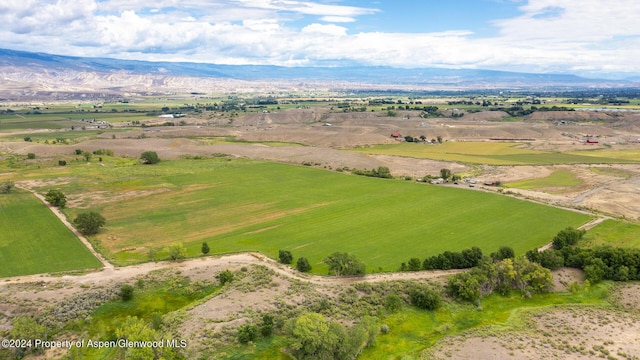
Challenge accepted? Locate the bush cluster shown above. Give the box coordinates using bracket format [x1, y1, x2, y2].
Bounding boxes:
[404, 247, 484, 271]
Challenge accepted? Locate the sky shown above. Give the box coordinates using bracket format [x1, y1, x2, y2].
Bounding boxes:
[1, 0, 640, 78]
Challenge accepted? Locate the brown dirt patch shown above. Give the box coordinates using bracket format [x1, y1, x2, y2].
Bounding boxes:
[428, 306, 640, 360]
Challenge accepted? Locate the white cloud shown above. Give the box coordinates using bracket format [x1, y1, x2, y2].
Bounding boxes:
[1, 0, 639, 77]
[319, 16, 355, 23]
[301, 23, 347, 36]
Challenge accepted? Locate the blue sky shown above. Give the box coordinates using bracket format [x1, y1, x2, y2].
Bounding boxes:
[1, 0, 640, 78]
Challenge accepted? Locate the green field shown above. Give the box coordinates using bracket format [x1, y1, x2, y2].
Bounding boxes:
[350, 142, 640, 165]
[581, 220, 640, 248]
[503, 170, 583, 191]
[0, 190, 103, 277]
[15, 158, 590, 272]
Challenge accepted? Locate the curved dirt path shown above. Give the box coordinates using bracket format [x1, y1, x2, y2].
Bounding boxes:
[1, 252, 463, 286]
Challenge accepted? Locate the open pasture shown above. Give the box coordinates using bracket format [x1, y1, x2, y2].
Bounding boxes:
[41, 158, 591, 272]
[0, 113, 77, 131]
[351, 142, 638, 165]
[0, 190, 102, 277]
[503, 170, 583, 191]
[581, 220, 640, 248]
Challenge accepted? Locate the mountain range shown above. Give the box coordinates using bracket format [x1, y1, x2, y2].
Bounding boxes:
[0, 48, 636, 98]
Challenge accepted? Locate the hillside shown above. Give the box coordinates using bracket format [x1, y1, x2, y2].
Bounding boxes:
[0, 48, 633, 99]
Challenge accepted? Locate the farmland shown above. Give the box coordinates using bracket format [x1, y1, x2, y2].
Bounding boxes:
[351, 142, 640, 165]
[1, 92, 640, 360]
[0, 190, 102, 277]
[5, 158, 590, 273]
[503, 170, 583, 191]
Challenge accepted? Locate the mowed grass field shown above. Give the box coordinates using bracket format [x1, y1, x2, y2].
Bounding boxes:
[503, 170, 583, 191]
[581, 220, 640, 248]
[350, 142, 640, 165]
[34, 158, 592, 273]
[0, 190, 102, 277]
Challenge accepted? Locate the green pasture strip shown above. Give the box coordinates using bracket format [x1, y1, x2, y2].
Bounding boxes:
[589, 166, 635, 179]
[39, 159, 591, 271]
[194, 136, 304, 147]
[362, 283, 611, 359]
[0, 190, 102, 277]
[0, 114, 76, 130]
[1, 129, 132, 143]
[582, 220, 640, 248]
[349, 142, 638, 165]
[503, 170, 583, 190]
[567, 149, 640, 162]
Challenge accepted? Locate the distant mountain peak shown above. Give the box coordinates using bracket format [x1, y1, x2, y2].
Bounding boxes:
[0, 48, 632, 97]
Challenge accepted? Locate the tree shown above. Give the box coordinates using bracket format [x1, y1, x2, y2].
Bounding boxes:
[279, 250, 293, 264]
[0, 180, 14, 194]
[140, 151, 160, 164]
[552, 227, 585, 249]
[296, 257, 312, 272]
[439, 168, 452, 180]
[45, 189, 66, 208]
[27, 152, 36, 159]
[237, 324, 259, 344]
[120, 284, 134, 301]
[10, 316, 49, 356]
[217, 269, 234, 285]
[409, 285, 442, 310]
[437, 135, 443, 144]
[407, 257, 422, 271]
[285, 312, 343, 359]
[201, 241, 210, 255]
[74, 149, 83, 155]
[384, 293, 403, 313]
[82, 151, 92, 162]
[447, 272, 484, 302]
[73, 211, 106, 235]
[166, 243, 187, 260]
[491, 246, 515, 261]
[374, 166, 392, 178]
[114, 316, 177, 360]
[260, 314, 274, 337]
[323, 252, 366, 276]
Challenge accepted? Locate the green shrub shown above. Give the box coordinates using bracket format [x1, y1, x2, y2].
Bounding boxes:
[237, 324, 258, 344]
[278, 250, 293, 264]
[296, 257, 312, 272]
[409, 285, 441, 310]
[120, 284, 134, 301]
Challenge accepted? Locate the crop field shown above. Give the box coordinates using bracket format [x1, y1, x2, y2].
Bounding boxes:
[0, 114, 77, 131]
[503, 170, 583, 191]
[21, 158, 591, 272]
[581, 220, 640, 248]
[0, 190, 103, 277]
[350, 142, 638, 165]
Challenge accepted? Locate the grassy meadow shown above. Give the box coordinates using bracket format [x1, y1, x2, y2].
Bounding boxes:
[0, 190, 103, 277]
[503, 170, 583, 192]
[350, 142, 640, 165]
[11, 157, 591, 273]
[581, 220, 640, 248]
